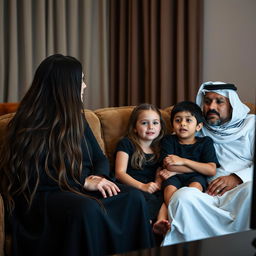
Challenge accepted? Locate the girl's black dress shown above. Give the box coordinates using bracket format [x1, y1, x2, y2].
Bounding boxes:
[115, 137, 164, 221]
[9, 123, 154, 256]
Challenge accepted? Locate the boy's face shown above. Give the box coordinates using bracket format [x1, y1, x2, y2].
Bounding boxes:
[172, 111, 202, 143]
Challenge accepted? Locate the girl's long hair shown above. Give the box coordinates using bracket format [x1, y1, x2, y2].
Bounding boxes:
[127, 103, 166, 169]
[0, 54, 92, 213]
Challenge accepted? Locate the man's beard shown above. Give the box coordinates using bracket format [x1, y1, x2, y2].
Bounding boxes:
[207, 118, 221, 126]
[205, 110, 221, 126]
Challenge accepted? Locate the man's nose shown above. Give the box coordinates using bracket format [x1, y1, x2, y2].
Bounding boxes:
[209, 101, 217, 110]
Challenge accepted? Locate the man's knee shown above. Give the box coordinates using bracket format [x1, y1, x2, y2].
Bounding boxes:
[169, 187, 200, 206]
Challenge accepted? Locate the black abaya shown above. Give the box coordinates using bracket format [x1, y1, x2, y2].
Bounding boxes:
[10, 123, 154, 256]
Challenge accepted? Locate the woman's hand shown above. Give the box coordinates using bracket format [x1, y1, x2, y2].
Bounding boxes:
[84, 175, 121, 198]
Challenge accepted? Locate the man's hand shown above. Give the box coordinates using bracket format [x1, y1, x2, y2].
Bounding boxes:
[84, 175, 120, 198]
[207, 174, 242, 196]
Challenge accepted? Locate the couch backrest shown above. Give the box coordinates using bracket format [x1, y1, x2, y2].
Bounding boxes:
[0, 102, 255, 168]
[0, 110, 105, 154]
[0, 102, 19, 116]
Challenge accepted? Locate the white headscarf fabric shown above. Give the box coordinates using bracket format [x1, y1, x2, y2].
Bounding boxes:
[196, 81, 253, 143]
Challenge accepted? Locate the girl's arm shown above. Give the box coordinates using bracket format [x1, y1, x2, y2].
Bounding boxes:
[115, 151, 160, 193]
[164, 154, 216, 176]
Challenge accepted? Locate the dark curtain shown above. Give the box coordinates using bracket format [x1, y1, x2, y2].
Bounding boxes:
[109, 0, 203, 108]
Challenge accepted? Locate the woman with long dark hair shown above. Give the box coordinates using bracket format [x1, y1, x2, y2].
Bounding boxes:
[0, 54, 154, 256]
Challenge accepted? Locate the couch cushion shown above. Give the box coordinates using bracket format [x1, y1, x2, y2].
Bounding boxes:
[83, 109, 105, 154]
[245, 102, 256, 114]
[0, 113, 15, 144]
[95, 106, 135, 166]
[0, 103, 19, 116]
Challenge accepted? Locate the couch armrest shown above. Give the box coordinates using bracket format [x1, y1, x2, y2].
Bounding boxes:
[0, 194, 5, 256]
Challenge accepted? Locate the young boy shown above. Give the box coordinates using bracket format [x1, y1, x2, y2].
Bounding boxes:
[153, 101, 220, 236]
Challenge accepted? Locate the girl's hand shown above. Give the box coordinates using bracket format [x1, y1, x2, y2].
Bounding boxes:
[141, 182, 160, 194]
[84, 175, 120, 198]
[164, 154, 184, 166]
[159, 169, 177, 180]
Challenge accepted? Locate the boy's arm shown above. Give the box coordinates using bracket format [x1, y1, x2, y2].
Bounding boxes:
[164, 154, 216, 176]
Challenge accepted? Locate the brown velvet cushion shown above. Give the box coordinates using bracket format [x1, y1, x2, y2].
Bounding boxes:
[0, 103, 19, 116]
[0, 114, 14, 256]
[94, 106, 135, 167]
[83, 109, 105, 154]
[0, 113, 15, 144]
[245, 102, 256, 114]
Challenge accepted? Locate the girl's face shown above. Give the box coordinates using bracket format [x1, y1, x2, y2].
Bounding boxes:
[134, 110, 161, 143]
[81, 73, 87, 101]
[172, 111, 202, 143]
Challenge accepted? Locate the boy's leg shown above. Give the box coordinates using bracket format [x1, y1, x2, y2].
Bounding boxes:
[153, 185, 177, 235]
[189, 182, 203, 191]
[164, 185, 178, 205]
[153, 203, 171, 235]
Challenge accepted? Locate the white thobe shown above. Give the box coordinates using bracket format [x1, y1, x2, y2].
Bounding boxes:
[162, 83, 255, 246]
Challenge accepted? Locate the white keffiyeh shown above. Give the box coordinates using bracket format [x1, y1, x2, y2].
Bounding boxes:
[196, 81, 254, 143]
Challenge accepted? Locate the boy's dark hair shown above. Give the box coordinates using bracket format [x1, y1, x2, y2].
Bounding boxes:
[170, 101, 204, 125]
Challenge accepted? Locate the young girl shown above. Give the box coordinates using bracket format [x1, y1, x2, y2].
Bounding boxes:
[115, 103, 166, 222]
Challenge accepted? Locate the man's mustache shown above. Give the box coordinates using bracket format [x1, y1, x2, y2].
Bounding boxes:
[206, 110, 220, 117]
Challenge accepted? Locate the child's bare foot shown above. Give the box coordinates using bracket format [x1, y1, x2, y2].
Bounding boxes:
[153, 219, 171, 235]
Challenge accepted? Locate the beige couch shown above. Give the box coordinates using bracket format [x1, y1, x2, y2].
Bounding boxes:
[0, 102, 255, 256]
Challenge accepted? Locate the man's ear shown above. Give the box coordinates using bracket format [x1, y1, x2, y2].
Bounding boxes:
[196, 122, 203, 132]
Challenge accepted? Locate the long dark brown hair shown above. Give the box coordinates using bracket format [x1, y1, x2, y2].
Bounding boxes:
[0, 54, 91, 213]
[127, 103, 166, 169]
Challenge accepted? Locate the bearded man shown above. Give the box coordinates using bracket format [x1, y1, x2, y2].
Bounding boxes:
[162, 81, 255, 246]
